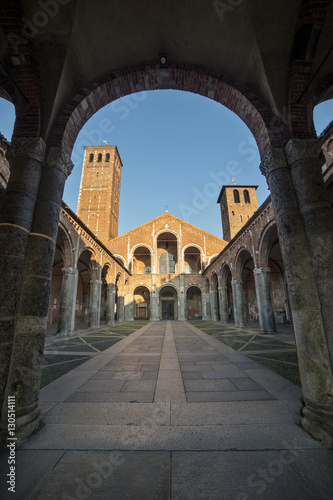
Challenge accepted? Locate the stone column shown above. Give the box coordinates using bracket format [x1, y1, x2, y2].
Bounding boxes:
[106, 284, 116, 325]
[150, 275, 159, 321]
[202, 292, 211, 320]
[57, 267, 79, 336]
[285, 138, 333, 367]
[125, 293, 134, 321]
[232, 278, 246, 327]
[117, 296, 125, 323]
[210, 289, 218, 321]
[81, 291, 88, 323]
[179, 274, 186, 320]
[0, 146, 72, 446]
[219, 285, 229, 324]
[261, 147, 333, 448]
[0, 138, 46, 421]
[89, 279, 102, 329]
[253, 267, 276, 334]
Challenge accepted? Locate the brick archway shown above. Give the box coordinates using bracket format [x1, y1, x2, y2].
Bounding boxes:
[51, 62, 283, 160]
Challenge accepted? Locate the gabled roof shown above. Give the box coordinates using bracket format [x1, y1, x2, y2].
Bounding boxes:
[107, 212, 227, 245]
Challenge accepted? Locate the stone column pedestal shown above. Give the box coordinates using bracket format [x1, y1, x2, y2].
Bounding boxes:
[254, 267, 276, 334]
[232, 279, 246, 327]
[57, 267, 79, 336]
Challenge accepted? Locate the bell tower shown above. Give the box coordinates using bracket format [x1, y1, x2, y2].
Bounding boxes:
[77, 145, 123, 242]
[217, 185, 259, 241]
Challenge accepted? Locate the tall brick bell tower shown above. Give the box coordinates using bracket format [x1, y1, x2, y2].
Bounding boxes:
[77, 145, 123, 242]
[217, 185, 259, 241]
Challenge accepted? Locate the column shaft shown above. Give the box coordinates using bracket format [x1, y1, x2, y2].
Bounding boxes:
[0, 146, 72, 446]
[219, 286, 229, 324]
[0, 138, 46, 418]
[179, 274, 186, 320]
[57, 267, 79, 336]
[254, 267, 276, 334]
[89, 280, 102, 329]
[261, 147, 333, 447]
[117, 296, 125, 323]
[286, 139, 333, 366]
[106, 284, 116, 325]
[232, 279, 246, 327]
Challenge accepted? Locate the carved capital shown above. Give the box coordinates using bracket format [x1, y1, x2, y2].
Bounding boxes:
[254, 266, 271, 276]
[7, 137, 46, 163]
[285, 138, 325, 166]
[259, 148, 286, 179]
[46, 147, 74, 178]
[231, 278, 243, 287]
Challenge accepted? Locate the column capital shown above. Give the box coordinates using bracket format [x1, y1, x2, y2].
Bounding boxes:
[285, 138, 325, 167]
[90, 279, 102, 286]
[259, 147, 287, 179]
[231, 278, 243, 286]
[7, 137, 46, 163]
[62, 266, 79, 275]
[46, 147, 74, 178]
[254, 266, 271, 276]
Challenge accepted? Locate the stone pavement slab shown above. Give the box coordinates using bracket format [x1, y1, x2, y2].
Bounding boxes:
[2, 320, 332, 500]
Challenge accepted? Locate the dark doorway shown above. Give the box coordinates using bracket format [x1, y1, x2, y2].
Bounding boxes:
[162, 300, 174, 320]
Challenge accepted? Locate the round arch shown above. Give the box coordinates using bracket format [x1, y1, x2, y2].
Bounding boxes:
[258, 221, 279, 268]
[183, 245, 203, 274]
[131, 245, 152, 275]
[113, 254, 126, 268]
[51, 63, 279, 159]
[157, 232, 178, 274]
[133, 286, 151, 320]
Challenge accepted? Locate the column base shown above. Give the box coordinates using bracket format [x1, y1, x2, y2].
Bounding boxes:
[259, 328, 277, 334]
[1, 406, 44, 449]
[300, 398, 333, 449]
[56, 330, 75, 337]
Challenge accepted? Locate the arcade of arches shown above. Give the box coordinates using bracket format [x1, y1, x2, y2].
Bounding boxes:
[1, 0, 333, 449]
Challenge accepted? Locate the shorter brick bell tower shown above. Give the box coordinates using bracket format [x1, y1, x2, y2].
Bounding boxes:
[217, 185, 259, 241]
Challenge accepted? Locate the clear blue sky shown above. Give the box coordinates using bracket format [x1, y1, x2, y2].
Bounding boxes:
[0, 92, 332, 239]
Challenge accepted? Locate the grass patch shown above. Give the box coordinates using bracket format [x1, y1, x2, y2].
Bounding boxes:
[247, 354, 301, 386]
[46, 343, 96, 352]
[89, 340, 123, 351]
[41, 358, 89, 388]
[241, 342, 294, 351]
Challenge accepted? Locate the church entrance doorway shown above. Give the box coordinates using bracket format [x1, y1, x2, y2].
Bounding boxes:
[162, 300, 174, 320]
[159, 286, 178, 320]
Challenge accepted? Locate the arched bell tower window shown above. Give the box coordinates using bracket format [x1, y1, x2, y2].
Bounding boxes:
[233, 189, 240, 203]
[105, 153, 110, 162]
[97, 153, 102, 162]
[89, 153, 94, 162]
[244, 189, 250, 203]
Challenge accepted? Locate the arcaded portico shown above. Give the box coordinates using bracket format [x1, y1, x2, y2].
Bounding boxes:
[0, 0, 333, 450]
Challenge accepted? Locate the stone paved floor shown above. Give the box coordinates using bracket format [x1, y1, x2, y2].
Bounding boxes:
[1, 321, 333, 499]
